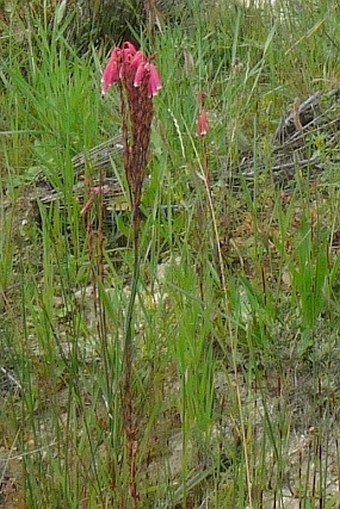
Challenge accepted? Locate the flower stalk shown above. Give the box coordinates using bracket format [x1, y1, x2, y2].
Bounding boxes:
[102, 41, 162, 506]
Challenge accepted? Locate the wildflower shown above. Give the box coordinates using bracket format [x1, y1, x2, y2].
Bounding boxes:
[101, 48, 121, 94]
[101, 43, 162, 505]
[197, 108, 209, 136]
[133, 61, 148, 88]
[101, 43, 162, 98]
[131, 51, 147, 70]
[147, 63, 163, 97]
[101, 41, 162, 220]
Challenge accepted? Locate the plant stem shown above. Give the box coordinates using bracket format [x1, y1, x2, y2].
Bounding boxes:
[124, 221, 140, 365]
[123, 218, 141, 507]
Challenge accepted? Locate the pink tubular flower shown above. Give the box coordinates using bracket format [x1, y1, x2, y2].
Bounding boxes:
[134, 62, 148, 88]
[130, 51, 147, 70]
[197, 108, 209, 136]
[147, 64, 163, 97]
[101, 47, 121, 94]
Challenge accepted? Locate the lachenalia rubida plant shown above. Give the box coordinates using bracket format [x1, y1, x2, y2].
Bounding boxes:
[102, 41, 162, 505]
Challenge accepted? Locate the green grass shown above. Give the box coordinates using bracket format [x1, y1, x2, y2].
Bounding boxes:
[1, 0, 340, 507]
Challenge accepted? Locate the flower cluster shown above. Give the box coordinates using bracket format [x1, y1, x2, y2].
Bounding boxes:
[101, 42, 162, 225]
[101, 41, 162, 98]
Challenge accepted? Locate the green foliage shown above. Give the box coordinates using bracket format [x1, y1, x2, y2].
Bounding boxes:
[1, 0, 339, 507]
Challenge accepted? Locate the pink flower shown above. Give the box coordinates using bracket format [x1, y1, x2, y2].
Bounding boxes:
[197, 109, 208, 136]
[147, 63, 162, 97]
[101, 48, 121, 95]
[134, 62, 148, 87]
[121, 42, 136, 71]
[122, 41, 137, 57]
[131, 51, 148, 87]
[130, 51, 147, 70]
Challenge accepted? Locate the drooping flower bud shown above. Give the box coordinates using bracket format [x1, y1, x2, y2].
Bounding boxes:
[147, 64, 163, 97]
[197, 109, 208, 136]
[101, 48, 121, 94]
